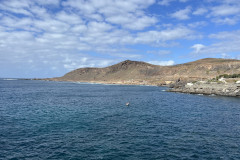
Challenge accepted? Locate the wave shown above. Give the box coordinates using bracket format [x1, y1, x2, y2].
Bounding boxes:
[3, 78, 18, 81]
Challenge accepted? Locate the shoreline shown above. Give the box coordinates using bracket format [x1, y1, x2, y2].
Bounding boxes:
[32, 78, 163, 87]
[22, 79, 240, 97]
[38, 78, 166, 87]
[169, 82, 240, 97]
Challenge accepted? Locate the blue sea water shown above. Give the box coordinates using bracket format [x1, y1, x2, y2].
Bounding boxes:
[0, 79, 240, 160]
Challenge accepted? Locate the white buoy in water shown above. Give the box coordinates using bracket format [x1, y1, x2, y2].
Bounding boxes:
[126, 102, 130, 106]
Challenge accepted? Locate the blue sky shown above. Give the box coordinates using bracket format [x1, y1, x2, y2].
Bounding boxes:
[0, 0, 240, 78]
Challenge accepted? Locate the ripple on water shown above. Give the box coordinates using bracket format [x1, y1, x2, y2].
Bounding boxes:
[0, 80, 240, 159]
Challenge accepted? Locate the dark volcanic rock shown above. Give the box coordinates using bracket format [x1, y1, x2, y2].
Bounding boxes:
[169, 82, 240, 97]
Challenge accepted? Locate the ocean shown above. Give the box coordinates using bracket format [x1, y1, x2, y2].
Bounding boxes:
[0, 79, 240, 159]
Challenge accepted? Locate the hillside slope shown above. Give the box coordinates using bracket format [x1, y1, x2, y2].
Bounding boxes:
[48, 58, 240, 85]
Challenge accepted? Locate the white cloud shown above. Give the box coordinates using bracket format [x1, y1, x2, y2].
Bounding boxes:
[0, 16, 34, 31]
[110, 53, 142, 58]
[158, 50, 172, 55]
[63, 0, 156, 30]
[210, 5, 240, 16]
[0, 0, 209, 78]
[188, 21, 208, 28]
[198, 41, 240, 55]
[212, 17, 238, 25]
[158, 0, 189, 6]
[147, 50, 172, 55]
[190, 30, 240, 56]
[106, 14, 157, 30]
[30, 6, 50, 19]
[221, 53, 231, 59]
[203, 0, 240, 25]
[158, 0, 175, 6]
[34, 19, 70, 33]
[148, 60, 175, 66]
[209, 30, 240, 40]
[88, 21, 113, 33]
[35, 0, 60, 6]
[193, 8, 208, 15]
[191, 44, 205, 54]
[62, 56, 116, 70]
[3, 0, 31, 8]
[71, 25, 87, 34]
[135, 26, 195, 44]
[171, 6, 192, 20]
[62, 0, 95, 14]
[56, 11, 83, 24]
[0, 4, 32, 16]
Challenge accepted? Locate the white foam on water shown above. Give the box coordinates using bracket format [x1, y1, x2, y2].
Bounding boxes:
[3, 79, 18, 80]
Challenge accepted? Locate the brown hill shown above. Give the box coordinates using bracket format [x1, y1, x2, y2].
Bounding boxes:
[48, 58, 240, 85]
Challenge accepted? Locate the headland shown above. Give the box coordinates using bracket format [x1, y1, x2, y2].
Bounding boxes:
[41, 58, 240, 97]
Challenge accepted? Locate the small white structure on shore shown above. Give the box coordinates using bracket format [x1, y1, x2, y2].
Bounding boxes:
[236, 81, 240, 84]
[186, 83, 193, 86]
[219, 77, 227, 84]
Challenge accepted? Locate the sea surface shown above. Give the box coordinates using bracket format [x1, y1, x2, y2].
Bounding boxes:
[0, 79, 240, 160]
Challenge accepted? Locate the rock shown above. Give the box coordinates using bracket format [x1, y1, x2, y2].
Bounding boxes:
[236, 81, 240, 84]
[169, 83, 240, 97]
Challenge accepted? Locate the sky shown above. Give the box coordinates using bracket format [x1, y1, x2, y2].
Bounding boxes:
[0, 0, 240, 78]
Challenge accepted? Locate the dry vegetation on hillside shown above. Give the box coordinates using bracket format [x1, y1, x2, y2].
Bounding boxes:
[47, 58, 240, 85]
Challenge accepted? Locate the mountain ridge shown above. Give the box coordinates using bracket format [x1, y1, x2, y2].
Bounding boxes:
[47, 58, 240, 85]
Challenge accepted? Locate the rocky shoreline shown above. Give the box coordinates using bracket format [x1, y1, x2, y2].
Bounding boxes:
[39, 78, 161, 86]
[169, 82, 240, 97]
[36, 78, 240, 97]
